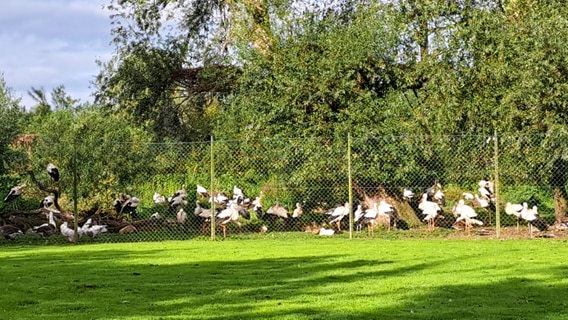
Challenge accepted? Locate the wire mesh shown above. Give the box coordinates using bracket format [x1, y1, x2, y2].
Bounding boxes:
[0, 133, 564, 244]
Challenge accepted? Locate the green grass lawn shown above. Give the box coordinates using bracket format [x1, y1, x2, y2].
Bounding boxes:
[2, 232, 568, 319]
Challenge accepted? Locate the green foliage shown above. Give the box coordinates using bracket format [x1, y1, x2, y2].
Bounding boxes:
[18, 105, 154, 212]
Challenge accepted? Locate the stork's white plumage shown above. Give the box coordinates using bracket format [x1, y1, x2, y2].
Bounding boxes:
[216, 203, 241, 239]
[354, 204, 364, 232]
[40, 196, 54, 208]
[292, 202, 303, 218]
[419, 193, 442, 230]
[403, 188, 415, 200]
[328, 202, 349, 232]
[47, 163, 60, 182]
[233, 185, 244, 201]
[80, 218, 108, 238]
[3, 183, 26, 203]
[433, 190, 445, 205]
[266, 202, 288, 219]
[462, 192, 474, 200]
[452, 199, 482, 233]
[83, 225, 108, 238]
[473, 194, 490, 208]
[505, 202, 523, 230]
[153, 192, 166, 204]
[60, 221, 77, 242]
[196, 185, 209, 198]
[318, 228, 335, 236]
[362, 202, 379, 235]
[377, 200, 395, 231]
[177, 208, 187, 224]
[520, 203, 548, 238]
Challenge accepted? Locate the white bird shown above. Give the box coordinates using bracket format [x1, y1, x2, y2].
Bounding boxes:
[3, 183, 26, 203]
[209, 192, 229, 205]
[196, 185, 209, 198]
[462, 192, 474, 200]
[177, 208, 187, 224]
[151, 212, 161, 219]
[362, 202, 379, 235]
[433, 190, 445, 205]
[520, 203, 548, 238]
[377, 200, 396, 231]
[452, 199, 483, 233]
[318, 228, 335, 236]
[353, 204, 364, 232]
[419, 193, 442, 231]
[216, 203, 241, 239]
[233, 185, 244, 201]
[83, 225, 108, 238]
[40, 196, 54, 208]
[403, 188, 415, 201]
[265, 202, 288, 220]
[47, 163, 60, 182]
[80, 218, 108, 238]
[327, 202, 349, 232]
[194, 201, 212, 234]
[473, 194, 490, 208]
[505, 202, 523, 230]
[153, 192, 166, 204]
[292, 202, 303, 218]
[60, 221, 77, 242]
[478, 180, 494, 201]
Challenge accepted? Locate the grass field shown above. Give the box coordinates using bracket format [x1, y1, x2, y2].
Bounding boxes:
[2, 232, 568, 319]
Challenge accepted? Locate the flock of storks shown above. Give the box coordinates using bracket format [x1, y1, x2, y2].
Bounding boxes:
[1, 163, 109, 241]
[0, 164, 552, 241]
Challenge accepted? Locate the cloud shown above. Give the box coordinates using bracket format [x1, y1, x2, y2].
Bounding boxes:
[0, 0, 114, 108]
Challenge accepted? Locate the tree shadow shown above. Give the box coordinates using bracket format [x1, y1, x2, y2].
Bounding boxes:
[1, 246, 567, 319]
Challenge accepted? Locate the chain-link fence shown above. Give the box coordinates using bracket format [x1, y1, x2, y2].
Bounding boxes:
[1, 133, 564, 244]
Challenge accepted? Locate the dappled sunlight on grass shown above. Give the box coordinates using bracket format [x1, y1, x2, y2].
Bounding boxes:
[2, 238, 568, 319]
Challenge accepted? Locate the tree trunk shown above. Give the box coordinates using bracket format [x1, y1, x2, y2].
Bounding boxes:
[550, 158, 568, 223]
[553, 187, 567, 223]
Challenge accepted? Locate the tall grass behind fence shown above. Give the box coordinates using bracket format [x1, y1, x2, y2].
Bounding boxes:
[1, 133, 562, 244]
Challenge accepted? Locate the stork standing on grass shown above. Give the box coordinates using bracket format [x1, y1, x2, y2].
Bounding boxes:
[452, 199, 483, 234]
[377, 200, 397, 231]
[362, 202, 381, 235]
[520, 203, 548, 238]
[353, 204, 365, 232]
[419, 193, 442, 231]
[216, 203, 241, 239]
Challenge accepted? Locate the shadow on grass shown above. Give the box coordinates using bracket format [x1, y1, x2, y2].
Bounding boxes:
[1, 245, 568, 319]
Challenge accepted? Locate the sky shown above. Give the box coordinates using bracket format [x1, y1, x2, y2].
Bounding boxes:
[0, 0, 114, 109]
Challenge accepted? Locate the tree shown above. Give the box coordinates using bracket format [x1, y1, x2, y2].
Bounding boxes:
[17, 104, 155, 213]
[0, 74, 27, 176]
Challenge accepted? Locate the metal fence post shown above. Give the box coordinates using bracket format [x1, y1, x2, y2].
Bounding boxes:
[494, 130, 500, 238]
[348, 133, 353, 239]
[72, 135, 78, 244]
[210, 136, 216, 240]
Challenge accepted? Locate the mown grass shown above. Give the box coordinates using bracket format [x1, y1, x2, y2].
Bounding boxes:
[2, 233, 568, 319]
